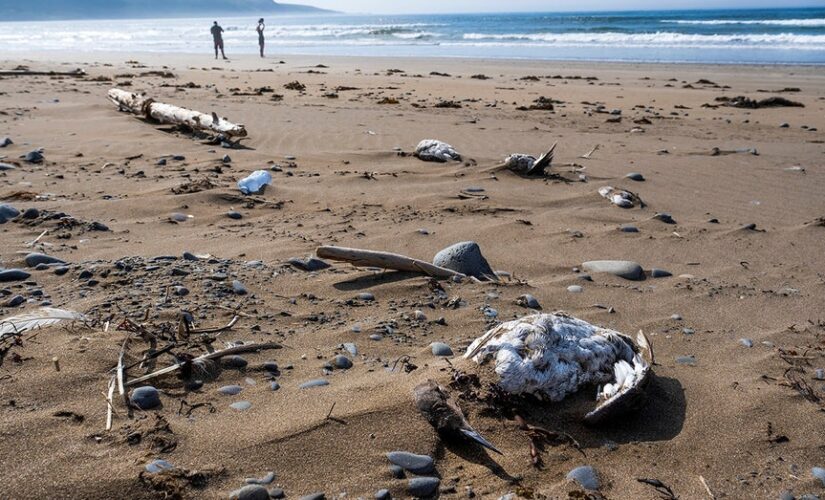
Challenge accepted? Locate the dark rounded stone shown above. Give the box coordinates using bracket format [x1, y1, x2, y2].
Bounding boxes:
[269, 488, 286, 499]
[650, 268, 673, 278]
[129, 386, 161, 410]
[375, 489, 391, 500]
[0, 204, 20, 221]
[287, 257, 331, 272]
[5, 295, 25, 307]
[0, 269, 31, 282]
[226, 211, 243, 220]
[54, 266, 70, 276]
[218, 385, 243, 396]
[24, 150, 44, 163]
[408, 477, 440, 497]
[232, 280, 248, 295]
[389, 465, 405, 478]
[21, 208, 40, 220]
[24, 252, 66, 268]
[173, 286, 189, 296]
[231, 485, 269, 500]
[430, 342, 453, 356]
[299, 379, 329, 389]
[182, 252, 199, 261]
[299, 494, 325, 500]
[78, 270, 93, 280]
[357, 292, 375, 301]
[332, 355, 353, 369]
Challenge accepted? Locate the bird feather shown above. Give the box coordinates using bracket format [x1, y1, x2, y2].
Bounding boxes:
[0, 307, 86, 339]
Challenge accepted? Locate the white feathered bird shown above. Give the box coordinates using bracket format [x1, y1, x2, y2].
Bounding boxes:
[414, 139, 462, 163]
[464, 312, 653, 424]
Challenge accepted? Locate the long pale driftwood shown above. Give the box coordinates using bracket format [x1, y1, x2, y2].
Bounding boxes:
[0, 69, 85, 77]
[107, 88, 247, 138]
[316, 245, 465, 279]
[125, 342, 282, 387]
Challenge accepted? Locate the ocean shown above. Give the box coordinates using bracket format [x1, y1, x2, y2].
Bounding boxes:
[2, 8, 825, 64]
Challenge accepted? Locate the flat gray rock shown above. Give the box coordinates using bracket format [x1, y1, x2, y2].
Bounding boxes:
[430, 342, 453, 356]
[0, 204, 20, 222]
[408, 477, 440, 497]
[299, 379, 330, 389]
[433, 241, 494, 279]
[288, 257, 331, 272]
[218, 385, 243, 395]
[24, 252, 65, 268]
[230, 401, 252, 411]
[145, 459, 174, 474]
[0, 162, 16, 171]
[582, 260, 644, 281]
[386, 451, 434, 474]
[650, 268, 672, 278]
[567, 285, 584, 293]
[230, 485, 270, 500]
[625, 172, 645, 181]
[567, 465, 600, 490]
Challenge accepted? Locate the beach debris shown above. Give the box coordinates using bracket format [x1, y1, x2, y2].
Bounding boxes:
[582, 260, 644, 281]
[598, 186, 644, 208]
[316, 245, 470, 280]
[715, 95, 803, 109]
[107, 88, 247, 138]
[237, 170, 272, 195]
[500, 143, 556, 176]
[0, 68, 85, 77]
[0, 307, 86, 340]
[567, 465, 600, 490]
[579, 144, 600, 159]
[433, 241, 496, 280]
[414, 379, 502, 453]
[414, 139, 461, 162]
[465, 313, 654, 424]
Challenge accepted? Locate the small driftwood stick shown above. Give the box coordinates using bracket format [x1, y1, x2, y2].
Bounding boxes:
[316, 246, 465, 280]
[107, 88, 247, 138]
[105, 376, 116, 431]
[125, 342, 282, 387]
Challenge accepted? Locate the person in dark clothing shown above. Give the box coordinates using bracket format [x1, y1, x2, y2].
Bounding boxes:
[257, 18, 265, 58]
[211, 21, 227, 60]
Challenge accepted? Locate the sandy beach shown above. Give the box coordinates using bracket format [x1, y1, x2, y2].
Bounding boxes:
[1, 51, 825, 499]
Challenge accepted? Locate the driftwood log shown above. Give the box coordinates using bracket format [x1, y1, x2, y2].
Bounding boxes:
[107, 88, 247, 138]
[0, 69, 85, 77]
[316, 245, 465, 279]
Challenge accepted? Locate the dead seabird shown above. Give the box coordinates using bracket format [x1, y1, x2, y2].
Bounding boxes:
[414, 379, 502, 454]
[414, 140, 461, 163]
[501, 142, 557, 176]
[598, 186, 645, 209]
[464, 312, 653, 424]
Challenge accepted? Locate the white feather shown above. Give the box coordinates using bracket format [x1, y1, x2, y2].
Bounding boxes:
[0, 307, 86, 339]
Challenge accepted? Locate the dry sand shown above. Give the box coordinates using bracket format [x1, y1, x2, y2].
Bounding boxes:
[1, 51, 825, 499]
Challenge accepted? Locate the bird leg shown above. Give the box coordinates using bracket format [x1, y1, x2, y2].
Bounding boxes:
[514, 414, 584, 468]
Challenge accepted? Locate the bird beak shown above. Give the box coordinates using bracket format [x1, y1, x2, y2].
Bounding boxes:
[460, 428, 503, 455]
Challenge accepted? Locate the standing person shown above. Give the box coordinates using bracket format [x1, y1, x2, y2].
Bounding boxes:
[256, 18, 265, 58]
[211, 21, 227, 60]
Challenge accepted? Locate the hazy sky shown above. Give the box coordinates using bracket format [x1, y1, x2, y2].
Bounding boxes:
[303, 0, 823, 14]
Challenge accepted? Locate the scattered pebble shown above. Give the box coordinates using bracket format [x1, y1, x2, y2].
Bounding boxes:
[582, 260, 644, 281]
[676, 355, 697, 366]
[516, 294, 541, 309]
[332, 355, 353, 369]
[567, 465, 600, 490]
[24, 252, 65, 267]
[230, 485, 270, 500]
[386, 451, 435, 474]
[129, 386, 161, 410]
[433, 241, 495, 279]
[567, 285, 583, 293]
[813, 467, 825, 487]
[218, 385, 243, 396]
[625, 172, 645, 181]
[430, 342, 453, 356]
[230, 401, 252, 411]
[226, 211, 243, 220]
[408, 477, 440, 497]
[299, 379, 329, 389]
[650, 268, 672, 278]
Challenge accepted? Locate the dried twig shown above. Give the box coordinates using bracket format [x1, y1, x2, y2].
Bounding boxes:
[637, 478, 678, 499]
[126, 342, 282, 387]
[579, 144, 600, 159]
[699, 475, 716, 500]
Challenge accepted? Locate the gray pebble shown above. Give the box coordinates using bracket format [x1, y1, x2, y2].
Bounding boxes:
[24, 253, 65, 268]
[650, 268, 672, 278]
[386, 451, 434, 474]
[432, 241, 495, 279]
[130, 386, 161, 410]
[270, 382, 281, 391]
[0, 204, 21, 222]
[582, 260, 644, 281]
[676, 355, 697, 366]
[567, 285, 583, 293]
[269, 489, 285, 499]
[567, 465, 600, 490]
[226, 211, 243, 220]
[357, 292, 375, 301]
[813, 467, 825, 486]
[222, 155, 232, 163]
[287, 257, 331, 272]
[389, 465, 405, 478]
[0, 137, 12, 148]
[24, 150, 44, 163]
[232, 280, 248, 295]
[230, 401, 252, 411]
[54, 266, 70, 276]
[430, 342, 453, 356]
[5, 295, 25, 307]
[619, 225, 639, 233]
[408, 477, 440, 497]
[173, 286, 190, 296]
[671, 314, 682, 321]
[625, 172, 645, 181]
[374, 489, 391, 500]
[169, 213, 188, 223]
[245, 472, 276, 485]
[218, 385, 243, 395]
[517, 294, 541, 309]
[653, 212, 676, 224]
[780, 122, 789, 128]
[0, 162, 16, 171]
[342, 342, 358, 356]
[299, 494, 324, 500]
[230, 485, 269, 500]
[332, 355, 353, 369]
[299, 379, 329, 389]
[21, 208, 40, 219]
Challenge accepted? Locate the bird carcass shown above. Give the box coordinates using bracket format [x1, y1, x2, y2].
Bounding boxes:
[502, 143, 557, 176]
[107, 88, 247, 139]
[464, 312, 654, 425]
